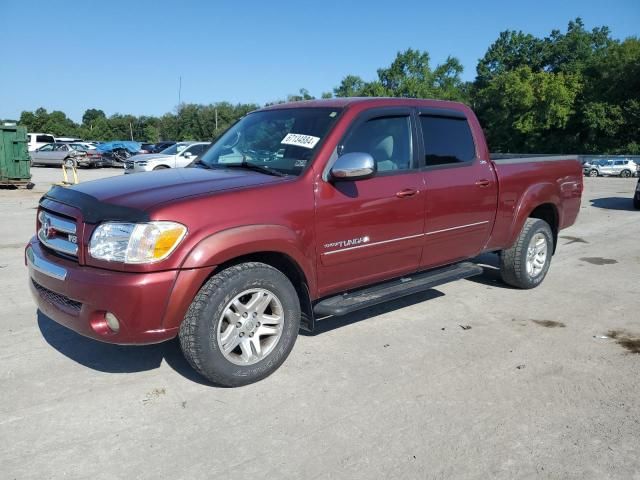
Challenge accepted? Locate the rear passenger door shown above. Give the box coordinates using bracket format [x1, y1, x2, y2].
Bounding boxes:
[601, 160, 614, 175]
[314, 108, 425, 296]
[417, 110, 498, 269]
[52, 144, 70, 165]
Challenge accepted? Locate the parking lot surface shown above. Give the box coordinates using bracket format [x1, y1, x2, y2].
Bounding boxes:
[1, 167, 639, 479]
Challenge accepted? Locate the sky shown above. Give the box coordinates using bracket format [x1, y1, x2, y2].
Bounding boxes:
[1, 0, 638, 122]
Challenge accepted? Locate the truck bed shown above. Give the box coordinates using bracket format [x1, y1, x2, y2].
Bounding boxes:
[484, 154, 583, 251]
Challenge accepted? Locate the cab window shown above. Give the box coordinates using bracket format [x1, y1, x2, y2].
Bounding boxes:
[341, 116, 412, 172]
[420, 115, 475, 166]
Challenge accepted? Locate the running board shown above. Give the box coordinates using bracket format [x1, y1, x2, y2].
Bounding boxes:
[313, 262, 483, 317]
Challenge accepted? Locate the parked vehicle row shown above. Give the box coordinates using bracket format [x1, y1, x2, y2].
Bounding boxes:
[30, 142, 108, 168]
[28, 139, 190, 169]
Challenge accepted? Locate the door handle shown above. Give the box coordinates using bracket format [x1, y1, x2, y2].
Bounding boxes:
[396, 188, 418, 198]
[475, 179, 491, 188]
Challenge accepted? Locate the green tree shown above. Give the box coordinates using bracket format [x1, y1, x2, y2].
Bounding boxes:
[475, 66, 581, 152]
[333, 49, 467, 101]
[476, 31, 547, 86]
[82, 108, 106, 128]
[334, 75, 366, 97]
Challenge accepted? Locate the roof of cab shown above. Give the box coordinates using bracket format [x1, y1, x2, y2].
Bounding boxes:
[258, 97, 469, 111]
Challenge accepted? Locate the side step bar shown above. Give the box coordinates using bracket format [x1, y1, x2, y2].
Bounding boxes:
[313, 262, 483, 317]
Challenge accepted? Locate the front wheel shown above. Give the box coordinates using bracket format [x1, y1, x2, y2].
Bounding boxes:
[179, 262, 300, 387]
[500, 218, 553, 289]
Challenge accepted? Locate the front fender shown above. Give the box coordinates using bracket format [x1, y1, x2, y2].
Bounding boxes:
[506, 182, 560, 247]
[181, 224, 316, 295]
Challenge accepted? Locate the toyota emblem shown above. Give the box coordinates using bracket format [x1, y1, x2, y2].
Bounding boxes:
[42, 217, 56, 239]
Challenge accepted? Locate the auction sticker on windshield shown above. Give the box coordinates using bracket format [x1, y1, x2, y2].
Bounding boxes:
[281, 133, 320, 149]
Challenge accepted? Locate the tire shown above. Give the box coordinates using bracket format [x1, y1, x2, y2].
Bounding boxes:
[64, 157, 77, 168]
[620, 169, 631, 178]
[634, 195, 640, 210]
[500, 218, 554, 289]
[179, 262, 300, 387]
[589, 169, 598, 177]
[153, 165, 169, 170]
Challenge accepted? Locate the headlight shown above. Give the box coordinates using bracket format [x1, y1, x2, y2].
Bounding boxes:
[89, 221, 187, 263]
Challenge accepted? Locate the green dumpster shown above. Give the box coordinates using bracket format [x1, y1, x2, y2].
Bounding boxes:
[0, 124, 33, 188]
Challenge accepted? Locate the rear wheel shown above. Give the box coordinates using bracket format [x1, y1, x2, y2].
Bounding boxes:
[620, 169, 631, 178]
[500, 218, 553, 289]
[179, 262, 300, 387]
[589, 169, 598, 177]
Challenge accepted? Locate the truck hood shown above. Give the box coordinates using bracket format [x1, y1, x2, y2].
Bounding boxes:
[69, 167, 285, 211]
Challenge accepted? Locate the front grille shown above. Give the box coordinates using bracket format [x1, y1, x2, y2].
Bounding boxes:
[38, 210, 79, 259]
[32, 280, 82, 312]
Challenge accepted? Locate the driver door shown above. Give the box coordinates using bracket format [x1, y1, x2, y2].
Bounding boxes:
[314, 108, 424, 297]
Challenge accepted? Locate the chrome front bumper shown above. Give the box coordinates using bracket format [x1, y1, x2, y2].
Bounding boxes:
[26, 245, 67, 281]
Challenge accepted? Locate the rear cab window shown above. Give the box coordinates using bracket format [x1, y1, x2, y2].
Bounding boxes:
[419, 113, 476, 167]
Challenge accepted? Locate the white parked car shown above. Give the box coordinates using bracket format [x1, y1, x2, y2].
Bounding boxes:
[27, 133, 55, 152]
[123, 142, 210, 173]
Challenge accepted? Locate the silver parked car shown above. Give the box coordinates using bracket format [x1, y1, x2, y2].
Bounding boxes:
[583, 159, 638, 178]
[30, 143, 89, 167]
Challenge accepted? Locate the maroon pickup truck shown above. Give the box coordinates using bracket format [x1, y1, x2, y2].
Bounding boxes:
[26, 98, 583, 386]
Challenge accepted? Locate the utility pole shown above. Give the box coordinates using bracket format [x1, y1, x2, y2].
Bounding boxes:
[129, 122, 134, 141]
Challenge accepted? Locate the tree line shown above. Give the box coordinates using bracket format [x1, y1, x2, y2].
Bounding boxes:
[7, 18, 639, 154]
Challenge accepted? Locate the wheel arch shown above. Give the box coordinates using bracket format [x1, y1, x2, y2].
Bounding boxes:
[528, 203, 559, 253]
[180, 225, 317, 331]
[507, 183, 561, 254]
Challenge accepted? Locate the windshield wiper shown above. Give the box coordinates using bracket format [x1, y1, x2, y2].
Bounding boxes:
[223, 161, 287, 177]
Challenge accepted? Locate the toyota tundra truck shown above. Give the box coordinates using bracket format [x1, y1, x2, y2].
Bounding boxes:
[26, 98, 583, 386]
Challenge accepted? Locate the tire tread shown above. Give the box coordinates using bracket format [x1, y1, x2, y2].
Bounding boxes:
[500, 218, 552, 289]
[179, 262, 298, 386]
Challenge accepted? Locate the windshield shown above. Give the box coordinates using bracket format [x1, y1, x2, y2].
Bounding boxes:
[197, 107, 342, 176]
[160, 143, 189, 155]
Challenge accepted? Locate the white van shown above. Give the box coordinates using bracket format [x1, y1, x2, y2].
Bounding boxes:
[27, 133, 56, 152]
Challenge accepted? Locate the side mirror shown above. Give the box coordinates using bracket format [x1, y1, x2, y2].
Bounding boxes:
[183, 151, 193, 158]
[330, 152, 376, 181]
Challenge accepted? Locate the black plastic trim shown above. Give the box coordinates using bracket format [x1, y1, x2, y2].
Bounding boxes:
[313, 261, 483, 317]
[41, 186, 150, 224]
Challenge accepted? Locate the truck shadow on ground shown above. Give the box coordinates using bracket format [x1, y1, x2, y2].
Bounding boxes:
[464, 253, 513, 289]
[590, 197, 637, 211]
[37, 310, 213, 386]
[36, 261, 500, 382]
